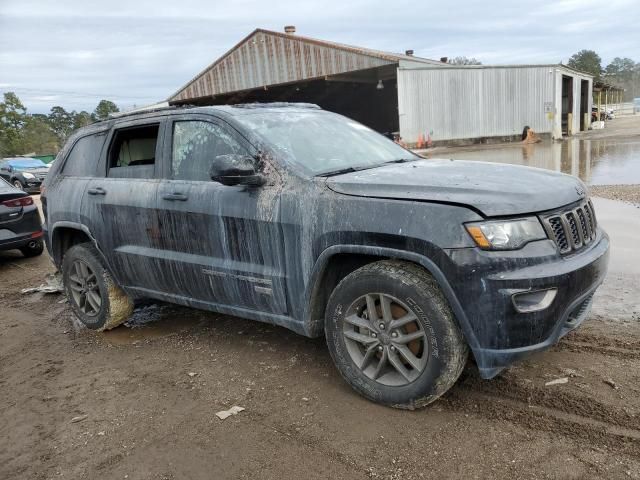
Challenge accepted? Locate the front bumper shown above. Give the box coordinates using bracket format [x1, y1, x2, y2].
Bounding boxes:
[23, 181, 43, 193]
[444, 230, 609, 378]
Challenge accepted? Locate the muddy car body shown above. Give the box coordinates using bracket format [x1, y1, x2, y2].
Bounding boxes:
[42, 104, 609, 408]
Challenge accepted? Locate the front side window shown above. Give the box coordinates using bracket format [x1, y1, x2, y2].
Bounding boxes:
[62, 134, 106, 177]
[172, 121, 248, 181]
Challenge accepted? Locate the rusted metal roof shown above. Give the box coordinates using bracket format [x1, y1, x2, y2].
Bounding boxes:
[169, 28, 441, 104]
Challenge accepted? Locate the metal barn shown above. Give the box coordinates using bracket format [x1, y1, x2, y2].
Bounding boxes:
[397, 65, 593, 144]
[169, 28, 594, 145]
[168, 27, 444, 135]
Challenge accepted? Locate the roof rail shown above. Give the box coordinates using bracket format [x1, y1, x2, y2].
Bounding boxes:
[230, 102, 321, 109]
[107, 103, 189, 120]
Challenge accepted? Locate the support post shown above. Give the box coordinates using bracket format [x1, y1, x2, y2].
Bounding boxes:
[598, 90, 602, 123]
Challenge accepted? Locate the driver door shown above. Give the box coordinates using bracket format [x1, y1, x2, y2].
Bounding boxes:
[155, 116, 287, 315]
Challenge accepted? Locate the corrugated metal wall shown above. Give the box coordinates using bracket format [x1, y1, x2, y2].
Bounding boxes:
[398, 66, 556, 142]
[172, 30, 395, 102]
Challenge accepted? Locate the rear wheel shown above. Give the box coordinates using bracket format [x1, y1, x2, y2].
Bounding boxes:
[62, 243, 133, 331]
[19, 239, 44, 257]
[325, 260, 468, 409]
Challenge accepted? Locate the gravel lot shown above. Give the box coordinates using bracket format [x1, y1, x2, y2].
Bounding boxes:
[590, 184, 640, 208]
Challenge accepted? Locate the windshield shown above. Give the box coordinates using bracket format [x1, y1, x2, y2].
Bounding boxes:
[7, 158, 47, 169]
[238, 110, 418, 175]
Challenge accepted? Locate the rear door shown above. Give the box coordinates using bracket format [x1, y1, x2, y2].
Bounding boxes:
[82, 118, 166, 291]
[46, 132, 107, 231]
[155, 115, 287, 314]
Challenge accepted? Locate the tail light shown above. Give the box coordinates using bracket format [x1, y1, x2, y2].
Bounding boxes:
[2, 196, 34, 208]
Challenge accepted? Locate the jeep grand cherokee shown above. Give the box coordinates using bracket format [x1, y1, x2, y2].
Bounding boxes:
[42, 103, 609, 408]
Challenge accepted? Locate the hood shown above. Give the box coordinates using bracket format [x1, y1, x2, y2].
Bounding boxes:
[18, 167, 49, 176]
[325, 159, 586, 217]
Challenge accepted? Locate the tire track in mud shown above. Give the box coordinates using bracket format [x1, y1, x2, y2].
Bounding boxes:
[555, 340, 640, 360]
[444, 389, 640, 456]
[554, 330, 640, 360]
[458, 375, 640, 430]
[240, 410, 368, 477]
[443, 375, 640, 457]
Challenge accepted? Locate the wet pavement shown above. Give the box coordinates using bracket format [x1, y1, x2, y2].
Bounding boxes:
[424, 137, 640, 185]
[590, 197, 640, 322]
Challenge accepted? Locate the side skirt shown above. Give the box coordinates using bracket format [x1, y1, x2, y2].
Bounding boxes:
[125, 286, 310, 336]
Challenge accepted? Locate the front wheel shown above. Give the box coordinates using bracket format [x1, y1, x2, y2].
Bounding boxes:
[325, 260, 468, 409]
[13, 180, 23, 190]
[62, 242, 133, 331]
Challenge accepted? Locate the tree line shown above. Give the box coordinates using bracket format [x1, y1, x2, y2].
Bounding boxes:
[0, 93, 119, 157]
[567, 50, 640, 100]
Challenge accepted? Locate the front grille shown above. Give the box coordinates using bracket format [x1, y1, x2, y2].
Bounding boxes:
[541, 200, 597, 255]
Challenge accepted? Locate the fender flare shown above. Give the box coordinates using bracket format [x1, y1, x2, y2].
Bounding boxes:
[303, 244, 480, 351]
[50, 221, 121, 283]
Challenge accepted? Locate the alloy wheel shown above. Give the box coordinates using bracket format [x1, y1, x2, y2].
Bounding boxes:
[342, 293, 429, 386]
[68, 260, 102, 316]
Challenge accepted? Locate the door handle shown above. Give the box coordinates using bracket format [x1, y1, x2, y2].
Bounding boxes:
[162, 192, 188, 201]
[87, 187, 106, 195]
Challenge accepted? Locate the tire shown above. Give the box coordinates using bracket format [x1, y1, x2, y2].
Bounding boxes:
[62, 242, 133, 331]
[325, 260, 468, 409]
[20, 239, 44, 257]
[13, 179, 23, 190]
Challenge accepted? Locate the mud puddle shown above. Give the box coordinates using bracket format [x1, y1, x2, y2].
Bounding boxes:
[424, 137, 640, 185]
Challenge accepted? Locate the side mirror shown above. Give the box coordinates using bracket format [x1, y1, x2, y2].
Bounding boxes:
[6, 165, 13, 173]
[209, 154, 265, 187]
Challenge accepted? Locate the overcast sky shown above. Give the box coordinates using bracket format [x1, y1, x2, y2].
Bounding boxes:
[1, 0, 638, 113]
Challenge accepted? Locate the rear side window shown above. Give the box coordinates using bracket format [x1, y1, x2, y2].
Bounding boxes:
[108, 124, 159, 178]
[62, 133, 106, 177]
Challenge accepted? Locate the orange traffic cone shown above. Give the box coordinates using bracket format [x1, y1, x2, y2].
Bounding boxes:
[416, 133, 425, 149]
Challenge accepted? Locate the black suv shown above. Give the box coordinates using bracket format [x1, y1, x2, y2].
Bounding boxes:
[42, 104, 609, 408]
[0, 157, 50, 193]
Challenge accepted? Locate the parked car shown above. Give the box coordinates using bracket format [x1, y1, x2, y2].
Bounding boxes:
[42, 104, 609, 409]
[0, 157, 50, 193]
[0, 177, 44, 257]
[591, 107, 614, 122]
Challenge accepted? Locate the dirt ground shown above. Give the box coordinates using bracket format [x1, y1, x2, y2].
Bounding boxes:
[2, 204, 640, 480]
[3, 116, 640, 479]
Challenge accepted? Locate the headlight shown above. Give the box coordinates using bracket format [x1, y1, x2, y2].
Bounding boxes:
[22, 172, 35, 179]
[465, 217, 547, 250]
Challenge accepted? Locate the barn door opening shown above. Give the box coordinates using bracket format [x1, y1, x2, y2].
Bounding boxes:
[561, 75, 574, 136]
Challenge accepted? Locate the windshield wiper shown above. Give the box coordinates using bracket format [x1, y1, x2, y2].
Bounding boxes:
[317, 165, 376, 177]
[317, 158, 418, 177]
[383, 158, 417, 164]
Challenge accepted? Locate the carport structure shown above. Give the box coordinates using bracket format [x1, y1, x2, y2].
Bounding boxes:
[168, 27, 443, 135]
